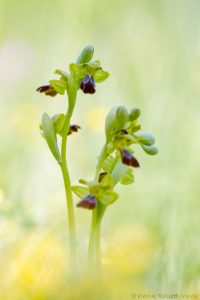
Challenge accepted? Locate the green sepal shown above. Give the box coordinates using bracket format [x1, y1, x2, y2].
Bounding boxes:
[101, 174, 114, 190]
[120, 168, 134, 185]
[89, 183, 103, 197]
[99, 191, 118, 206]
[103, 155, 115, 172]
[69, 63, 85, 78]
[135, 131, 155, 146]
[67, 75, 77, 116]
[114, 133, 137, 149]
[49, 77, 67, 95]
[51, 114, 65, 137]
[69, 61, 102, 80]
[41, 113, 62, 163]
[141, 144, 158, 155]
[71, 185, 89, 199]
[111, 159, 129, 185]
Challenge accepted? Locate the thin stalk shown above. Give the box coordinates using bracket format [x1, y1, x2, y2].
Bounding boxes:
[95, 204, 106, 270]
[88, 208, 97, 270]
[60, 114, 76, 269]
[88, 144, 108, 272]
[88, 152, 120, 272]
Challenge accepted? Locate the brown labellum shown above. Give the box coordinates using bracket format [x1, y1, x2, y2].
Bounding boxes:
[36, 84, 57, 97]
[68, 124, 81, 135]
[80, 75, 96, 94]
[121, 149, 140, 168]
[77, 194, 96, 209]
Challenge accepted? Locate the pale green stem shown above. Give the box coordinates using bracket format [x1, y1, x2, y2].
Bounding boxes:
[88, 208, 97, 270]
[59, 110, 76, 270]
[88, 144, 107, 272]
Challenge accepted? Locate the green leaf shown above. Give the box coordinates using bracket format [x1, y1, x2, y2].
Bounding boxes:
[71, 185, 89, 199]
[51, 114, 65, 137]
[99, 191, 118, 205]
[76, 45, 94, 64]
[94, 70, 109, 83]
[103, 155, 115, 172]
[135, 131, 155, 146]
[141, 144, 158, 155]
[49, 77, 67, 95]
[41, 113, 62, 163]
[120, 168, 134, 185]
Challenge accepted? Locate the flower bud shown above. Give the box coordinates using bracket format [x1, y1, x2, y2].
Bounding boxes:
[105, 106, 129, 140]
[135, 131, 155, 146]
[80, 75, 96, 94]
[77, 194, 96, 209]
[120, 149, 140, 168]
[141, 144, 158, 155]
[129, 107, 141, 121]
[76, 45, 94, 64]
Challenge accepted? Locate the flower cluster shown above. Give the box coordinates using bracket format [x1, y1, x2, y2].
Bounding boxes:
[37, 45, 109, 99]
[72, 105, 158, 210]
[36, 46, 109, 164]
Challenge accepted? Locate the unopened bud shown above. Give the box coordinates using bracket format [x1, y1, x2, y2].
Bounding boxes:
[76, 45, 94, 64]
[129, 107, 141, 121]
[105, 106, 129, 141]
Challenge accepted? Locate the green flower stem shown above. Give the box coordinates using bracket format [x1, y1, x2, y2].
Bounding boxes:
[95, 144, 107, 180]
[88, 208, 97, 270]
[88, 203, 106, 272]
[59, 75, 77, 270]
[88, 149, 121, 273]
[95, 203, 106, 269]
[88, 144, 108, 272]
[59, 114, 76, 268]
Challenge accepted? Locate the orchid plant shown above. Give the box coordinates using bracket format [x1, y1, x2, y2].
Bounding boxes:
[37, 45, 158, 273]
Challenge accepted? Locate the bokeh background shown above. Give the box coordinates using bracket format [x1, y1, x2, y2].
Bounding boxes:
[1, 0, 200, 299]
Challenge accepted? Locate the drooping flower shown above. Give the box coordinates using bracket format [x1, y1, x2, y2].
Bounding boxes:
[68, 124, 81, 135]
[36, 84, 57, 97]
[77, 194, 96, 209]
[80, 75, 96, 94]
[120, 149, 140, 168]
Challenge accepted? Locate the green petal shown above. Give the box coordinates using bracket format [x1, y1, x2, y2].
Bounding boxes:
[71, 185, 89, 199]
[94, 70, 109, 83]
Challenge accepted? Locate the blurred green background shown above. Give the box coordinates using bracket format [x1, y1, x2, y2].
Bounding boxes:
[1, 0, 200, 299]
